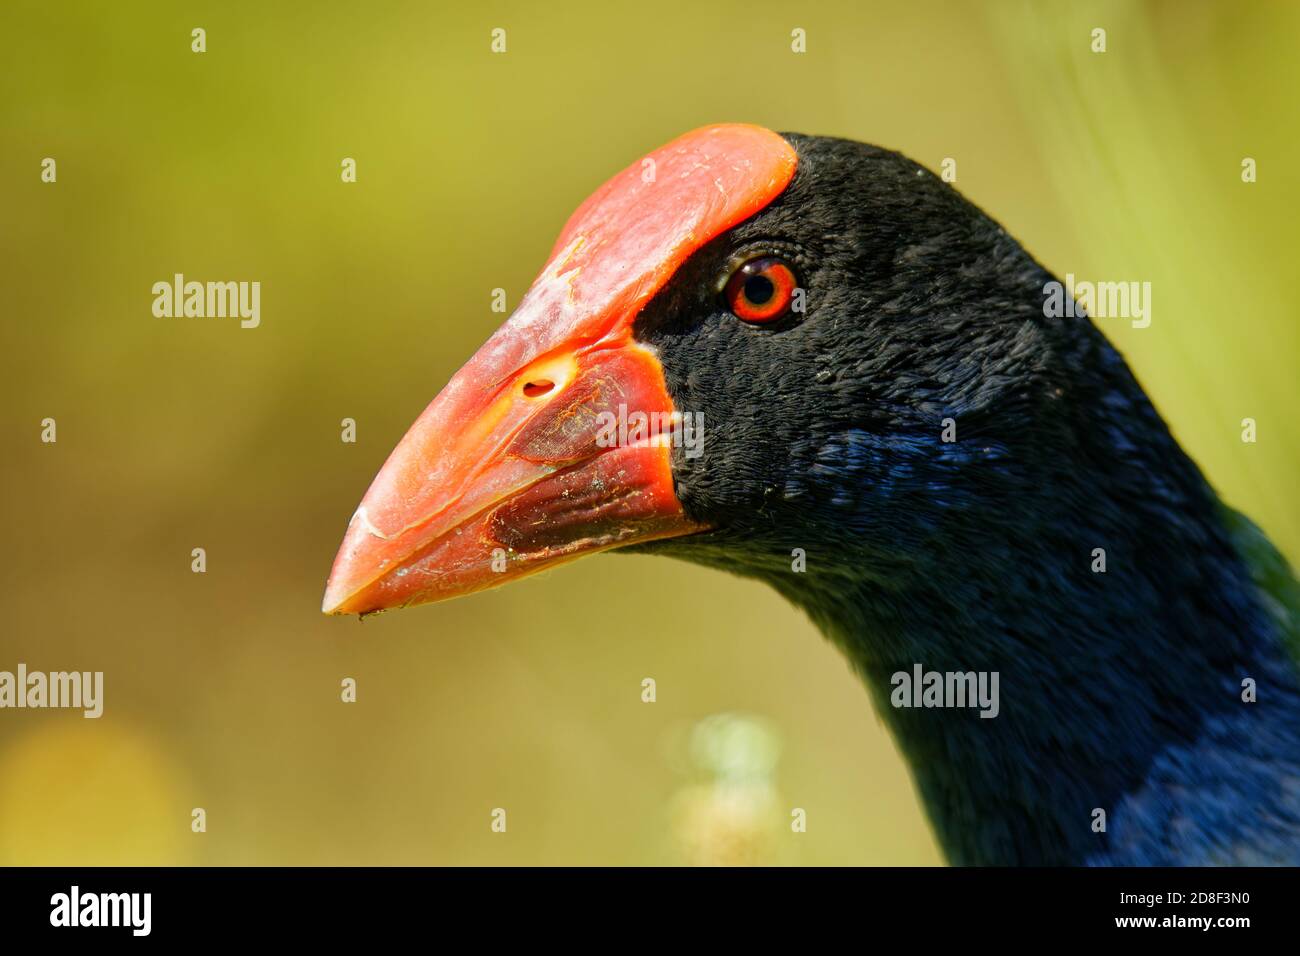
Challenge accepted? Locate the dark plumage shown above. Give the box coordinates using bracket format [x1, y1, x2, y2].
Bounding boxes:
[630, 134, 1300, 864]
[326, 127, 1300, 865]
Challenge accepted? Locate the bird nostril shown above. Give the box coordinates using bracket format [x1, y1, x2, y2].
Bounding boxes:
[522, 379, 555, 398]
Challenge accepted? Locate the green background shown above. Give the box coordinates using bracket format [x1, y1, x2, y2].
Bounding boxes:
[1, 0, 1296, 864]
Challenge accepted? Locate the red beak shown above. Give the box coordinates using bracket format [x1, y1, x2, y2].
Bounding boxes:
[322, 124, 797, 615]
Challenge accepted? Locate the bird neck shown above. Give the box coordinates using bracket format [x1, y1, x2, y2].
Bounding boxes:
[765, 436, 1300, 864]
[792, 545, 1298, 863]
[748, 307, 1300, 863]
[657, 291, 1300, 862]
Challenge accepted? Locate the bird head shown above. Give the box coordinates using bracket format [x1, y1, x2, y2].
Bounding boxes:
[322, 123, 1057, 616]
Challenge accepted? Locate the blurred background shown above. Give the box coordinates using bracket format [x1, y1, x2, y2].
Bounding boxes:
[1, 0, 1296, 865]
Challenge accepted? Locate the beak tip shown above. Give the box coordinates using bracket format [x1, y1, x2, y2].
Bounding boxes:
[321, 566, 361, 616]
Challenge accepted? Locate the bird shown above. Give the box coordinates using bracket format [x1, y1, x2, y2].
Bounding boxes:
[322, 123, 1300, 866]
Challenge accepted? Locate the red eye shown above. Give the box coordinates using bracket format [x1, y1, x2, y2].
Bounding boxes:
[724, 257, 799, 323]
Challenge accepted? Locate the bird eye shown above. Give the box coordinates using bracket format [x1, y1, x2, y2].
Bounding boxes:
[724, 257, 799, 324]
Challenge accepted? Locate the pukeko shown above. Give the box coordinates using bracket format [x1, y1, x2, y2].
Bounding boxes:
[323, 124, 1300, 865]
